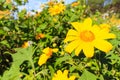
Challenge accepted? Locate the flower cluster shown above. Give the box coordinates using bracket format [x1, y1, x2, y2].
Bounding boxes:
[48, 3, 66, 16]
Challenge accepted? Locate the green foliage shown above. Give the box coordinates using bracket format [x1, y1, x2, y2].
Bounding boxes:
[1, 46, 35, 80]
[80, 70, 97, 80]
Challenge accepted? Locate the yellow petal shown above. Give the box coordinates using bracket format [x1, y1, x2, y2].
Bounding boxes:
[71, 22, 82, 32]
[100, 24, 110, 31]
[64, 36, 78, 43]
[94, 40, 113, 53]
[63, 70, 68, 77]
[42, 47, 50, 53]
[75, 43, 83, 56]
[99, 32, 116, 39]
[57, 70, 63, 76]
[38, 54, 49, 66]
[66, 29, 78, 36]
[91, 25, 101, 34]
[83, 44, 94, 58]
[65, 40, 80, 53]
[42, 47, 53, 56]
[69, 76, 76, 80]
[83, 18, 92, 29]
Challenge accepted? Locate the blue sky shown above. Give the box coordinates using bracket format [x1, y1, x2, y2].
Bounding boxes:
[18, 0, 76, 12]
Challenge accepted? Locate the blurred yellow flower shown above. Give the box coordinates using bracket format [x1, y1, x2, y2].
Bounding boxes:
[22, 41, 32, 48]
[5, 0, 11, 4]
[47, 0, 55, 6]
[71, 1, 80, 7]
[48, 3, 66, 16]
[100, 23, 110, 32]
[61, 51, 64, 55]
[109, 15, 120, 26]
[0, 10, 11, 19]
[52, 70, 76, 80]
[64, 18, 116, 57]
[35, 33, 45, 40]
[22, 42, 29, 48]
[38, 47, 58, 66]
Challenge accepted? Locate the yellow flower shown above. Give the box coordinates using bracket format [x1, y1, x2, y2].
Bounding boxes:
[22, 41, 29, 48]
[47, 1, 55, 6]
[71, 1, 80, 7]
[64, 18, 116, 57]
[0, 10, 10, 19]
[22, 41, 32, 48]
[35, 33, 45, 40]
[5, 0, 11, 4]
[38, 47, 58, 66]
[52, 70, 76, 80]
[48, 3, 66, 16]
[109, 15, 120, 26]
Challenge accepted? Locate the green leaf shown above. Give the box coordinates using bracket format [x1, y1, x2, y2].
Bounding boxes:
[0, 40, 10, 48]
[54, 54, 72, 67]
[80, 70, 97, 80]
[48, 65, 55, 77]
[99, 75, 104, 80]
[18, 9, 27, 18]
[0, 29, 6, 35]
[1, 46, 35, 80]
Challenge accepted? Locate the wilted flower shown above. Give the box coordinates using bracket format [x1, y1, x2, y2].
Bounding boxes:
[38, 47, 58, 66]
[64, 18, 116, 57]
[48, 3, 66, 16]
[52, 70, 76, 80]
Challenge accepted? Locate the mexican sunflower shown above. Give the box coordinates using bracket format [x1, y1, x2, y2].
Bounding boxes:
[52, 70, 76, 80]
[22, 41, 32, 48]
[64, 18, 116, 57]
[38, 47, 58, 66]
[48, 3, 65, 16]
[35, 33, 45, 40]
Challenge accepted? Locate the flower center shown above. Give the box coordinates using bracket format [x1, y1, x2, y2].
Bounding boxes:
[80, 30, 95, 42]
